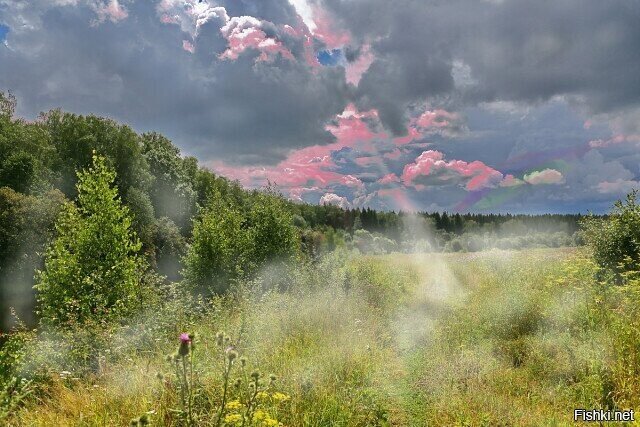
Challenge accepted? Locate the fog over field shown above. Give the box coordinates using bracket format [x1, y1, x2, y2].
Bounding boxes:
[2, 0, 640, 425]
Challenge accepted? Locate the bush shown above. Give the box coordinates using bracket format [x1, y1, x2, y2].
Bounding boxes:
[582, 190, 640, 279]
[183, 195, 249, 294]
[183, 191, 298, 295]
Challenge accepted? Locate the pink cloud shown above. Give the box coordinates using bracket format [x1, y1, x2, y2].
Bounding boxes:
[415, 109, 459, 129]
[182, 40, 195, 53]
[499, 174, 524, 187]
[402, 150, 504, 191]
[588, 133, 640, 148]
[219, 16, 295, 62]
[211, 105, 388, 200]
[341, 174, 364, 188]
[523, 169, 564, 185]
[378, 173, 400, 185]
[326, 104, 388, 147]
[160, 14, 178, 24]
[311, 6, 351, 49]
[383, 149, 403, 160]
[93, 0, 128, 24]
[345, 44, 375, 85]
[596, 179, 640, 194]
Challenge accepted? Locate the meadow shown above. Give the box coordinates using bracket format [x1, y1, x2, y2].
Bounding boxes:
[5, 246, 635, 426]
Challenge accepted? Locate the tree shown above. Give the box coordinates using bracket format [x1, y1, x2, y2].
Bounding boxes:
[183, 195, 249, 294]
[140, 132, 196, 231]
[184, 191, 299, 295]
[0, 188, 65, 330]
[246, 192, 299, 271]
[35, 155, 144, 326]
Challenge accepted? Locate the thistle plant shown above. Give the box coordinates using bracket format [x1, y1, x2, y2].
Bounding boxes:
[159, 332, 289, 426]
[163, 332, 196, 426]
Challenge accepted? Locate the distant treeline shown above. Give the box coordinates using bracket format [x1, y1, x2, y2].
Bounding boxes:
[0, 92, 588, 329]
[291, 203, 583, 237]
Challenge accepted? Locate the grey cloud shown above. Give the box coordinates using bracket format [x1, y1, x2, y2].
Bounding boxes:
[0, 0, 349, 164]
[321, 0, 640, 135]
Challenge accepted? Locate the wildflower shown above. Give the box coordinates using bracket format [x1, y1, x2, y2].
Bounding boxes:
[272, 392, 290, 402]
[224, 413, 243, 425]
[138, 414, 150, 426]
[234, 378, 242, 388]
[178, 333, 191, 357]
[253, 410, 267, 421]
[226, 400, 243, 410]
[216, 332, 225, 346]
[239, 356, 247, 367]
[226, 347, 238, 363]
[256, 391, 269, 400]
[269, 373, 276, 383]
[262, 418, 279, 427]
[251, 370, 260, 380]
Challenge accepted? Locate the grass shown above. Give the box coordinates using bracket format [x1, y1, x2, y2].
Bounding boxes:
[4, 248, 638, 425]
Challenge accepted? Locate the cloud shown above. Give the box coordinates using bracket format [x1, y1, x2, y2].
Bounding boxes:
[319, 192, 351, 208]
[0, 0, 349, 164]
[93, 0, 128, 24]
[402, 150, 505, 191]
[523, 169, 564, 185]
[596, 179, 640, 195]
[2, 0, 640, 213]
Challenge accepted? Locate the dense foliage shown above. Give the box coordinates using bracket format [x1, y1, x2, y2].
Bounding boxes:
[582, 190, 640, 279]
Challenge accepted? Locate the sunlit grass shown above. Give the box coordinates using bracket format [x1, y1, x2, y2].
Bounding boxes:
[8, 248, 636, 426]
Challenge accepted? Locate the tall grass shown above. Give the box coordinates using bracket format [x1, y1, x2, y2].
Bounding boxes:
[3, 247, 638, 425]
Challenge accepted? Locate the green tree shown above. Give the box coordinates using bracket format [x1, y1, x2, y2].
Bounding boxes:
[184, 191, 298, 295]
[140, 132, 196, 231]
[246, 192, 299, 271]
[35, 155, 144, 326]
[0, 188, 65, 330]
[183, 195, 249, 294]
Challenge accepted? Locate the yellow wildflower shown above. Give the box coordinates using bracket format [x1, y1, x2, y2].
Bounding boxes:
[256, 391, 269, 400]
[262, 417, 279, 427]
[226, 400, 243, 410]
[224, 413, 242, 426]
[253, 410, 267, 422]
[272, 392, 290, 402]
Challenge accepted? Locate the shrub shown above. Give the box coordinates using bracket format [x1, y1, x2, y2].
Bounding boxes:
[582, 190, 640, 279]
[184, 191, 298, 295]
[183, 195, 249, 294]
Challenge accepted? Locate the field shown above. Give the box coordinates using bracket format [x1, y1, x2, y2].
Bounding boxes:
[6, 247, 632, 426]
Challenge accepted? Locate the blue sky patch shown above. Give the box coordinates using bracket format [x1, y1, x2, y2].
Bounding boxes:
[317, 49, 343, 66]
[0, 24, 9, 43]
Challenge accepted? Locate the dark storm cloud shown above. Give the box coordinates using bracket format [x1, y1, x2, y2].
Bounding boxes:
[0, 0, 349, 164]
[321, 0, 640, 135]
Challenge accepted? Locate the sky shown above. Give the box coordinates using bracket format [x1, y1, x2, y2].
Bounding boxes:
[1, 0, 639, 214]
